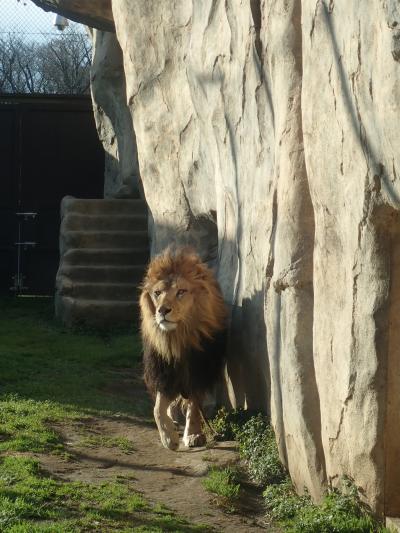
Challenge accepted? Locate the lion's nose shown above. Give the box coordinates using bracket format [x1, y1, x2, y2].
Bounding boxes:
[158, 306, 171, 317]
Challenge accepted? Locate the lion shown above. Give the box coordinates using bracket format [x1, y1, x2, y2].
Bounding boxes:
[139, 247, 227, 450]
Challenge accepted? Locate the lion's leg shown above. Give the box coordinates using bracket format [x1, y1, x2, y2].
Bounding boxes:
[183, 399, 206, 448]
[167, 397, 182, 430]
[154, 391, 179, 451]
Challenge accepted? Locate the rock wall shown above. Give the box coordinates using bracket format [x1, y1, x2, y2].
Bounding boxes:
[90, 30, 141, 198]
[32, 0, 400, 516]
[302, 0, 400, 515]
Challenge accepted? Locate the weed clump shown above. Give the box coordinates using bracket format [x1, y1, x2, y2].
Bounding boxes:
[264, 478, 387, 532]
[210, 409, 286, 485]
[209, 409, 389, 532]
[202, 467, 240, 512]
[208, 406, 254, 440]
[203, 467, 240, 500]
[236, 414, 286, 485]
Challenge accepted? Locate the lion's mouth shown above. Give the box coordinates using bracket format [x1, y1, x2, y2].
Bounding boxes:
[156, 318, 178, 332]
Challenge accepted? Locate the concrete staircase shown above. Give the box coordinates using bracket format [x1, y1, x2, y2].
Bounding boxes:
[55, 196, 148, 328]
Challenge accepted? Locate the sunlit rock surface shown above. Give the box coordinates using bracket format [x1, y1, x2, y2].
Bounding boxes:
[33, 0, 400, 516]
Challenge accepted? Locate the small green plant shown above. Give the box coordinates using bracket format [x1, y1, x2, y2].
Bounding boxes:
[210, 409, 286, 484]
[236, 414, 287, 485]
[264, 478, 391, 533]
[203, 467, 240, 512]
[263, 479, 309, 521]
[78, 434, 135, 453]
[209, 409, 390, 532]
[208, 407, 255, 440]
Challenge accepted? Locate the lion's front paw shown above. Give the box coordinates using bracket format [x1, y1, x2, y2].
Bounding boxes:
[159, 428, 179, 451]
[183, 433, 206, 447]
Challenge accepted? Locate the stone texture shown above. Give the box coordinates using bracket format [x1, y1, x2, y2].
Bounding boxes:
[386, 517, 400, 532]
[300, 0, 400, 515]
[111, 0, 326, 502]
[90, 30, 141, 198]
[56, 197, 148, 327]
[34, 0, 400, 517]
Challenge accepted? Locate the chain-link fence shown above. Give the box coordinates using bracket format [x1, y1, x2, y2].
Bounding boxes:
[0, 0, 92, 95]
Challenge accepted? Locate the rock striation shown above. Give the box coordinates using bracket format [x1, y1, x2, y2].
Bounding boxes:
[33, 0, 400, 517]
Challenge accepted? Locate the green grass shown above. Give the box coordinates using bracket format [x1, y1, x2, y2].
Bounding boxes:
[210, 409, 286, 485]
[209, 409, 390, 532]
[0, 297, 211, 532]
[0, 455, 210, 532]
[203, 467, 240, 500]
[264, 478, 392, 533]
[202, 467, 240, 513]
[0, 297, 151, 455]
[0, 396, 65, 453]
[77, 435, 136, 453]
[0, 297, 148, 414]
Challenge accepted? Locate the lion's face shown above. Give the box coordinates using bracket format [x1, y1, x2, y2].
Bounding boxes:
[149, 277, 196, 332]
[140, 248, 227, 357]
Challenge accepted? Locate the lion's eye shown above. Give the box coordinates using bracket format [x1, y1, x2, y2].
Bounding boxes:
[154, 290, 161, 298]
[176, 289, 187, 298]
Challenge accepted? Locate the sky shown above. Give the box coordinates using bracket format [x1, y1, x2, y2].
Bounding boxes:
[0, 0, 83, 39]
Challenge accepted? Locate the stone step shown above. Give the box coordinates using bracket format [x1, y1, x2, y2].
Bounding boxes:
[62, 213, 147, 232]
[61, 230, 148, 250]
[62, 248, 149, 267]
[58, 281, 139, 301]
[386, 517, 400, 532]
[55, 296, 139, 327]
[61, 196, 147, 216]
[57, 196, 149, 327]
[58, 264, 145, 284]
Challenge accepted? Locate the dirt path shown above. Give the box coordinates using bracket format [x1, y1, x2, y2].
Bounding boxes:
[36, 374, 273, 532]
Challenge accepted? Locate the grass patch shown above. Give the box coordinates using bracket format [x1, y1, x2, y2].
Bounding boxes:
[0, 297, 151, 455]
[0, 396, 64, 453]
[0, 297, 211, 532]
[210, 409, 389, 532]
[0, 455, 210, 532]
[78, 435, 136, 453]
[202, 467, 240, 513]
[0, 297, 146, 413]
[235, 414, 286, 485]
[210, 409, 286, 485]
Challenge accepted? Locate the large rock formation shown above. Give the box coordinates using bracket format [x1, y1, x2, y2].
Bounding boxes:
[90, 30, 141, 198]
[32, 0, 400, 517]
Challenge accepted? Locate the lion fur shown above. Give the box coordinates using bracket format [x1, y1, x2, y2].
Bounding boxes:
[139, 247, 227, 401]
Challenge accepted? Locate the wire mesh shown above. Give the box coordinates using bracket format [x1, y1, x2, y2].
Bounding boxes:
[0, 0, 80, 39]
[0, 0, 92, 95]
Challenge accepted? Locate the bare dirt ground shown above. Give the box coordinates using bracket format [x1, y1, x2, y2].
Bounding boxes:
[36, 372, 273, 532]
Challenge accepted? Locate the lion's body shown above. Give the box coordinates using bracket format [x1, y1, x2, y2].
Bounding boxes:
[143, 329, 226, 400]
[139, 248, 227, 450]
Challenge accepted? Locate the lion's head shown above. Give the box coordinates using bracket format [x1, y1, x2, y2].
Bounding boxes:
[139, 248, 227, 360]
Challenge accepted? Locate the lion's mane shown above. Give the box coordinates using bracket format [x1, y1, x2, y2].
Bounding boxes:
[139, 248, 227, 400]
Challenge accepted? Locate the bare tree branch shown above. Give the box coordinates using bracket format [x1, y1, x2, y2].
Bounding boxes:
[0, 24, 92, 95]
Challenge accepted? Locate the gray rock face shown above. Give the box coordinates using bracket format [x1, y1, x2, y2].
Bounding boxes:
[302, 0, 400, 515]
[112, 0, 327, 502]
[90, 30, 141, 198]
[33, 0, 400, 516]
